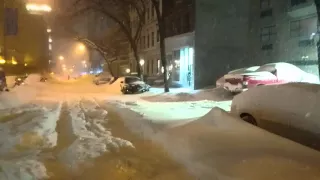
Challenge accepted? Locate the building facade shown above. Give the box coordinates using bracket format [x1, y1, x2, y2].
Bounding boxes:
[162, 0, 319, 90]
[249, 0, 319, 76]
[129, 0, 162, 77]
[0, 0, 49, 74]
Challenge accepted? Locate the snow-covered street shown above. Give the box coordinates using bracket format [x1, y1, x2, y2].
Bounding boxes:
[0, 75, 320, 180]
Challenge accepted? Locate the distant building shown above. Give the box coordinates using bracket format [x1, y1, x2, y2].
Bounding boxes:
[0, 0, 49, 74]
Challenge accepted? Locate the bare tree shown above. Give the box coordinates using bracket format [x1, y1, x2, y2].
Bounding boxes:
[315, 0, 320, 76]
[71, 0, 146, 77]
[150, 0, 169, 92]
[76, 27, 129, 76]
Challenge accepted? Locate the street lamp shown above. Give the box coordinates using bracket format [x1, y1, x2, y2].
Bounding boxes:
[26, 3, 52, 12]
[79, 44, 85, 51]
[139, 59, 145, 66]
[47, 28, 51, 33]
[125, 68, 131, 74]
[59, 56, 64, 61]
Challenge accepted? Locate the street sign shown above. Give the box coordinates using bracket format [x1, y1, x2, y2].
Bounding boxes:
[5, 8, 18, 36]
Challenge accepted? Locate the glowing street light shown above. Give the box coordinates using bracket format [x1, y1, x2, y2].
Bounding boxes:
[125, 68, 131, 73]
[79, 44, 85, 51]
[48, 38, 52, 43]
[26, 3, 52, 12]
[0, 59, 6, 64]
[139, 59, 145, 66]
[82, 60, 86, 64]
[59, 56, 64, 61]
[47, 28, 52, 33]
[24, 63, 28, 67]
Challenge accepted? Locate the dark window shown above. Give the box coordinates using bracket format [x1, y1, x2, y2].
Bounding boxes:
[261, 44, 273, 50]
[143, 36, 146, 49]
[260, 9, 272, 18]
[151, 32, 155, 46]
[157, 30, 160, 42]
[147, 34, 150, 48]
[299, 39, 314, 47]
[291, 0, 307, 6]
[146, 8, 149, 20]
[290, 20, 300, 37]
[140, 36, 143, 49]
[260, 25, 276, 42]
[290, 17, 317, 38]
[151, 7, 154, 18]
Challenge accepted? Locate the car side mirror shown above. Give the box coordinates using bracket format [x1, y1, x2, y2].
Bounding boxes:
[120, 81, 124, 83]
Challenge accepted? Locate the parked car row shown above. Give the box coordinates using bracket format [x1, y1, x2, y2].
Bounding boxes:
[93, 73, 151, 94]
[217, 62, 319, 94]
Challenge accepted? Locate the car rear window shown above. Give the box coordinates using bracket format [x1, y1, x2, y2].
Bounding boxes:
[125, 77, 140, 83]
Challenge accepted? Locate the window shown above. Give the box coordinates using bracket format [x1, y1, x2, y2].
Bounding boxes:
[140, 36, 144, 49]
[260, 9, 272, 18]
[299, 39, 314, 47]
[151, 7, 154, 18]
[290, 17, 317, 38]
[261, 44, 273, 50]
[143, 36, 146, 49]
[291, 0, 307, 6]
[146, 8, 149, 20]
[151, 32, 155, 46]
[147, 34, 150, 48]
[260, 0, 271, 9]
[157, 30, 160, 42]
[260, 25, 276, 42]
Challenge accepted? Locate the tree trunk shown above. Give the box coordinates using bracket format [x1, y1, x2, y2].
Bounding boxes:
[131, 41, 142, 78]
[105, 60, 114, 77]
[159, 19, 169, 92]
[315, 0, 320, 76]
[152, 0, 169, 92]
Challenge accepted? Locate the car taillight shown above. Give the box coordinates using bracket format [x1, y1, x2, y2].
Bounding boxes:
[243, 76, 252, 85]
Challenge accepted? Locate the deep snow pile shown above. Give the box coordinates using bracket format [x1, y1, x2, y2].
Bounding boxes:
[143, 87, 233, 102]
[114, 100, 231, 122]
[0, 74, 43, 109]
[109, 104, 320, 180]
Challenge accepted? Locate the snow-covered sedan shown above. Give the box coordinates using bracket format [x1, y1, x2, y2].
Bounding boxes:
[216, 66, 260, 87]
[120, 76, 151, 94]
[224, 62, 319, 93]
[231, 83, 320, 149]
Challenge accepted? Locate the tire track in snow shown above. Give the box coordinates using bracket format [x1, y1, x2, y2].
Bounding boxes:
[45, 98, 134, 178]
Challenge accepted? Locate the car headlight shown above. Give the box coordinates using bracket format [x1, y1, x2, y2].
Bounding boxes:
[243, 81, 248, 86]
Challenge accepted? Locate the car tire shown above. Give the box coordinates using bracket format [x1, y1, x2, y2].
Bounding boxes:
[257, 84, 264, 86]
[240, 113, 257, 126]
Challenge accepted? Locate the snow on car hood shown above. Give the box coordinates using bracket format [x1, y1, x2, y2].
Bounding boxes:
[131, 81, 146, 85]
[224, 71, 274, 79]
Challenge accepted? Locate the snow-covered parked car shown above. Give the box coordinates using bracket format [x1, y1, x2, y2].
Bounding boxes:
[224, 62, 319, 93]
[93, 72, 112, 85]
[216, 66, 260, 87]
[231, 83, 320, 149]
[120, 76, 151, 94]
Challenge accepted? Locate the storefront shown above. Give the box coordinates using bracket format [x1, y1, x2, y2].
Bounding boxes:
[169, 46, 194, 89]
